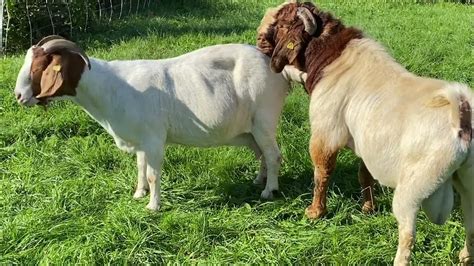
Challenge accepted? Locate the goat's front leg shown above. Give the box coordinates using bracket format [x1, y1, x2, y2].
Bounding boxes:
[358, 161, 376, 213]
[145, 142, 165, 211]
[133, 151, 149, 199]
[305, 135, 339, 219]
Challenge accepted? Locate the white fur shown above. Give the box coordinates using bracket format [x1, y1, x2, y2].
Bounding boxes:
[307, 38, 473, 265]
[14, 44, 305, 211]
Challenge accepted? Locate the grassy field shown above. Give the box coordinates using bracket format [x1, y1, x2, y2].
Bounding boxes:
[1, 0, 473, 264]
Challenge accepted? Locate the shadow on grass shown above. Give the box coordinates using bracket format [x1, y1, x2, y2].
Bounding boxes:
[210, 152, 388, 211]
[71, 0, 255, 51]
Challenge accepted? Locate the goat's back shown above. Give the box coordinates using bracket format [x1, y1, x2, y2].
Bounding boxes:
[100, 44, 289, 147]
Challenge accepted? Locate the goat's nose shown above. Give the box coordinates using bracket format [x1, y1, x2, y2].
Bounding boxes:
[15, 91, 22, 100]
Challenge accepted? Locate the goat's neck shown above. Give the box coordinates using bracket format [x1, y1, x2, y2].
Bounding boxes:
[303, 27, 363, 93]
[304, 33, 410, 93]
[71, 58, 151, 152]
[72, 58, 121, 123]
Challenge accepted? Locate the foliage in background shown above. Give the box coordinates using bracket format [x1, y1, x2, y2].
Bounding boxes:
[2, 0, 154, 53]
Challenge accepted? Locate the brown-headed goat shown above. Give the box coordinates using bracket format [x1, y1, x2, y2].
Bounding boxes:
[258, 2, 473, 265]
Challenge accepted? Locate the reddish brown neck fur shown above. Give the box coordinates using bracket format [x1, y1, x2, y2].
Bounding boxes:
[304, 26, 363, 94]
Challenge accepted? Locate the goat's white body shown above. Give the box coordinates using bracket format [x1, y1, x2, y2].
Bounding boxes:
[15, 43, 305, 210]
[307, 38, 473, 265]
[74, 45, 288, 151]
[75, 44, 295, 205]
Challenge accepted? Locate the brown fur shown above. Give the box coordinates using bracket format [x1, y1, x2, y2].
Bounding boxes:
[306, 136, 338, 219]
[459, 97, 472, 142]
[30, 47, 51, 97]
[30, 47, 86, 103]
[259, 2, 363, 94]
[304, 27, 363, 93]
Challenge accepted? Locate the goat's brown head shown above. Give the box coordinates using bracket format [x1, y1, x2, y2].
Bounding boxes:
[14, 35, 90, 106]
[258, 2, 363, 93]
[257, 2, 320, 73]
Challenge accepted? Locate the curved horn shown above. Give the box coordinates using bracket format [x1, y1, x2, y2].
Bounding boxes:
[297, 7, 317, 35]
[41, 39, 91, 70]
[36, 35, 66, 46]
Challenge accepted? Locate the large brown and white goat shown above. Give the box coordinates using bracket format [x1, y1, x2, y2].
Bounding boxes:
[258, 2, 473, 265]
[14, 36, 305, 211]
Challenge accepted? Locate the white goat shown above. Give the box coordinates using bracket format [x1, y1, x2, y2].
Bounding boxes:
[14, 36, 304, 211]
[259, 2, 474, 265]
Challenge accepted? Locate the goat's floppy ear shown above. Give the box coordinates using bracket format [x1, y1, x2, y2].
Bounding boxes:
[270, 39, 299, 73]
[37, 54, 64, 99]
[270, 40, 288, 73]
[37, 50, 86, 99]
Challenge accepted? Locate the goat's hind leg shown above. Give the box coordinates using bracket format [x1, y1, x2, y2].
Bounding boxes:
[251, 128, 281, 200]
[253, 157, 267, 185]
[392, 184, 419, 266]
[244, 133, 267, 186]
[454, 156, 474, 265]
[133, 151, 149, 199]
[226, 133, 267, 185]
[393, 167, 453, 265]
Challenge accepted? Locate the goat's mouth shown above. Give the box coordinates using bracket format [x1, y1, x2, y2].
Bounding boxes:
[17, 96, 40, 107]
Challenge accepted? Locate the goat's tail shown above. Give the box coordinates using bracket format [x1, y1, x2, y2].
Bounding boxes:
[427, 83, 473, 147]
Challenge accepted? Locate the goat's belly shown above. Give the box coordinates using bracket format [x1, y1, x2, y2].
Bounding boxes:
[100, 121, 139, 153]
[356, 144, 400, 188]
[166, 130, 247, 147]
[166, 113, 252, 147]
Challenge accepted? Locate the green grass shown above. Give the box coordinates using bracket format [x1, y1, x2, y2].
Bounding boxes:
[1, 0, 473, 264]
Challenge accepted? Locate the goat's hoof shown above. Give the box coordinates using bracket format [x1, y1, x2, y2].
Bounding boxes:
[253, 175, 266, 185]
[305, 206, 326, 220]
[133, 188, 148, 199]
[146, 202, 161, 211]
[361, 201, 375, 214]
[260, 189, 277, 200]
